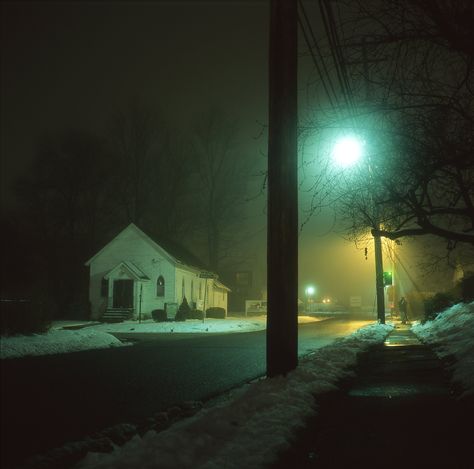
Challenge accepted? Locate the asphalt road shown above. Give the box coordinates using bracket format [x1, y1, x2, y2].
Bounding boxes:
[0, 317, 371, 467]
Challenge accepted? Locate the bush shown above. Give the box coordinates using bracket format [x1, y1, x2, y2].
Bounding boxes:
[187, 309, 204, 320]
[151, 309, 167, 322]
[0, 299, 52, 336]
[205, 307, 226, 319]
[459, 271, 474, 302]
[175, 297, 190, 322]
[423, 292, 456, 322]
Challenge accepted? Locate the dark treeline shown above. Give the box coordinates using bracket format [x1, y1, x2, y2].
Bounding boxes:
[1, 103, 253, 319]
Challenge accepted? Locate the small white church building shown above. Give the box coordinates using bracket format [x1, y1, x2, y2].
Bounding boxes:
[85, 223, 229, 321]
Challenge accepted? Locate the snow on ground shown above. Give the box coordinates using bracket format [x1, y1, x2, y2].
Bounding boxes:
[92, 315, 322, 334]
[77, 322, 393, 469]
[0, 328, 126, 360]
[0, 315, 323, 360]
[412, 301, 474, 397]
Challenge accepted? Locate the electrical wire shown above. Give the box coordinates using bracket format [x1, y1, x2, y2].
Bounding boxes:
[297, 0, 361, 130]
[297, 0, 340, 111]
[317, 0, 357, 119]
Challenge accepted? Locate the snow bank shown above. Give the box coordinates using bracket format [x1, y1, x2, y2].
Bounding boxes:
[0, 329, 126, 360]
[77, 323, 392, 469]
[412, 301, 474, 397]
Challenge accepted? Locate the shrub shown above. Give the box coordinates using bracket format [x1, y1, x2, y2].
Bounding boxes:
[423, 292, 456, 322]
[151, 309, 167, 322]
[206, 307, 226, 319]
[175, 297, 190, 322]
[0, 299, 51, 336]
[187, 309, 204, 320]
[459, 271, 474, 302]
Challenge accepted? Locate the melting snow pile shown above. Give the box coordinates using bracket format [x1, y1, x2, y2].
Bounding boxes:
[412, 301, 474, 397]
[77, 323, 393, 469]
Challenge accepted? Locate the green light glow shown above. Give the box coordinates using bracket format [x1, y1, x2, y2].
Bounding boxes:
[332, 136, 363, 167]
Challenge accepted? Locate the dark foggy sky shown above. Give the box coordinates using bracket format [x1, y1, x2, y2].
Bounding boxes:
[1, 1, 269, 207]
[2, 1, 453, 305]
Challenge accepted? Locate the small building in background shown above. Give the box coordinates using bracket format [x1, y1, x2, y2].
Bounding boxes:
[85, 223, 229, 321]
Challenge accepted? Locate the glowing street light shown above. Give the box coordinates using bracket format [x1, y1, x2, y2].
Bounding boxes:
[332, 136, 364, 168]
[305, 285, 315, 312]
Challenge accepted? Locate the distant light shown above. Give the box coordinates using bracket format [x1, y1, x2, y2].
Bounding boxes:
[332, 136, 363, 167]
[305, 286, 315, 296]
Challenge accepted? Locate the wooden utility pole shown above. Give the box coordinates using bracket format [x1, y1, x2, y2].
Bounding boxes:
[266, 0, 298, 377]
[373, 227, 386, 323]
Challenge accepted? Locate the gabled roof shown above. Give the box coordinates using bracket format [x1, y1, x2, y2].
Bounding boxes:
[86, 223, 231, 291]
[85, 223, 206, 272]
[104, 261, 150, 281]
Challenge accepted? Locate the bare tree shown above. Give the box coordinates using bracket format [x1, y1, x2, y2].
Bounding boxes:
[15, 129, 114, 314]
[143, 131, 200, 243]
[301, 0, 474, 251]
[190, 110, 252, 272]
[108, 99, 163, 226]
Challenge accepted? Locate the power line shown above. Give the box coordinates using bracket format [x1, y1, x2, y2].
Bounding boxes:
[317, 0, 357, 120]
[297, 0, 340, 110]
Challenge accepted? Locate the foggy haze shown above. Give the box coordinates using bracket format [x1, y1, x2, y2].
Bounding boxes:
[1, 1, 461, 312]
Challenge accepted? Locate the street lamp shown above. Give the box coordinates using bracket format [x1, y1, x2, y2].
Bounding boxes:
[332, 135, 386, 324]
[305, 285, 315, 312]
[332, 136, 363, 168]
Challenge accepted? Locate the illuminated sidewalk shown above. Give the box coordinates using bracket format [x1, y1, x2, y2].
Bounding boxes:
[272, 324, 474, 468]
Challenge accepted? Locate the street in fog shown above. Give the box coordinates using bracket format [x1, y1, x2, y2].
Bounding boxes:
[1, 317, 370, 464]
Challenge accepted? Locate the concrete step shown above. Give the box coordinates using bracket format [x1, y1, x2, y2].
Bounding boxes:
[101, 309, 133, 323]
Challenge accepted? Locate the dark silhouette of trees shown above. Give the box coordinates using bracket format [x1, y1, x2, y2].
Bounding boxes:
[14, 130, 114, 316]
[107, 100, 203, 246]
[107, 99, 163, 226]
[143, 132, 200, 244]
[190, 110, 252, 272]
[10, 106, 255, 316]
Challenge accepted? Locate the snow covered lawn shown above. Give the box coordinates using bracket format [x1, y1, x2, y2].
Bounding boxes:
[77, 322, 393, 469]
[0, 328, 126, 360]
[92, 315, 321, 334]
[0, 315, 323, 360]
[412, 301, 474, 397]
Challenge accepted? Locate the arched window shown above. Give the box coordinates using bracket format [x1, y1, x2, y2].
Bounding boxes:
[156, 276, 165, 297]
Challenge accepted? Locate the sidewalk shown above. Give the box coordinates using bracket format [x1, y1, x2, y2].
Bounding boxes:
[272, 323, 474, 468]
